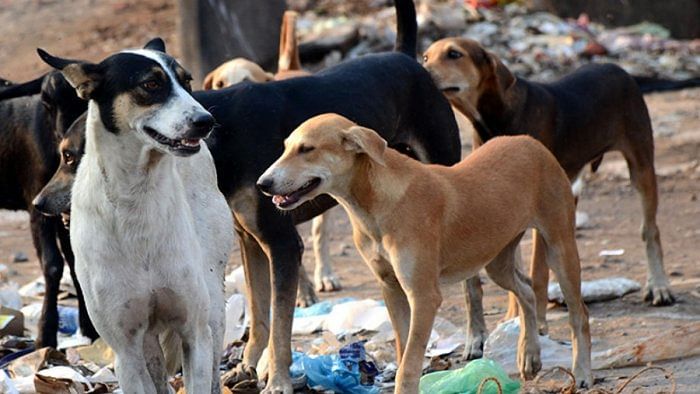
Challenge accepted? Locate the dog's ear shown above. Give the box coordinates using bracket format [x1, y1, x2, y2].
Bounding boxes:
[144, 37, 166, 53]
[342, 125, 387, 166]
[37, 49, 101, 100]
[202, 71, 215, 90]
[488, 52, 515, 92]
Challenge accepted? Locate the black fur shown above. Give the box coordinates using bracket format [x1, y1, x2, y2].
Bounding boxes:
[0, 72, 95, 347]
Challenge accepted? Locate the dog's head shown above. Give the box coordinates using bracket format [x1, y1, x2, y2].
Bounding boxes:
[422, 38, 515, 115]
[257, 113, 386, 210]
[41, 72, 88, 137]
[202, 58, 274, 90]
[33, 113, 86, 220]
[38, 38, 214, 157]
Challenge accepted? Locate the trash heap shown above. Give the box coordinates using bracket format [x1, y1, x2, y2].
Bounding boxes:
[294, 1, 700, 82]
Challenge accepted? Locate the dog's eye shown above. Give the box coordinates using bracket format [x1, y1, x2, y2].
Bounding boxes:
[141, 80, 161, 91]
[216, 81, 224, 89]
[63, 151, 75, 165]
[447, 50, 463, 60]
[298, 145, 315, 154]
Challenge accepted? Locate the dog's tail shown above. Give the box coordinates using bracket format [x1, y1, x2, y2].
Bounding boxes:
[394, 0, 418, 58]
[0, 73, 46, 101]
[160, 328, 183, 376]
[634, 76, 700, 94]
[278, 11, 302, 72]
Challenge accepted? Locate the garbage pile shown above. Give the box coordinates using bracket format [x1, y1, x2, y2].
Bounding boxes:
[294, 0, 700, 81]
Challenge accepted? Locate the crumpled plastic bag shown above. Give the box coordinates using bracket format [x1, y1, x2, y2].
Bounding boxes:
[548, 277, 640, 304]
[419, 359, 520, 394]
[290, 342, 379, 394]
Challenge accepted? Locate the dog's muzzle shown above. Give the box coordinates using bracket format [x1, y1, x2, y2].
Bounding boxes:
[143, 112, 215, 156]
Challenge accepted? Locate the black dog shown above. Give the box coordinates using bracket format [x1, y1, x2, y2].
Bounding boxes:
[191, 0, 460, 390]
[0, 72, 96, 347]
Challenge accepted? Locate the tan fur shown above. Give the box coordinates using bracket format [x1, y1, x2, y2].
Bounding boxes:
[202, 11, 309, 90]
[259, 114, 593, 392]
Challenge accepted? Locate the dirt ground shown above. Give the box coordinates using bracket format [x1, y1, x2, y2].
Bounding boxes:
[0, 0, 698, 392]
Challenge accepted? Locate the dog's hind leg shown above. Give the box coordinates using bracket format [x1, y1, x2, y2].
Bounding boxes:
[619, 139, 673, 305]
[462, 276, 488, 360]
[484, 236, 542, 381]
[541, 230, 592, 388]
[312, 211, 340, 292]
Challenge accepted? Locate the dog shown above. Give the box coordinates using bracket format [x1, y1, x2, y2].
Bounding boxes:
[0, 72, 93, 347]
[257, 113, 593, 391]
[203, 10, 342, 298]
[203, 11, 308, 90]
[423, 37, 672, 358]
[39, 38, 234, 393]
[33, 113, 87, 225]
[193, 0, 460, 391]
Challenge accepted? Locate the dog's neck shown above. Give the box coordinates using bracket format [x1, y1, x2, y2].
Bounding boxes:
[475, 78, 526, 138]
[84, 103, 178, 202]
[329, 152, 414, 240]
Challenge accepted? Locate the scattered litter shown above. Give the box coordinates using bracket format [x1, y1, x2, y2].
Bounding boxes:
[74, 339, 114, 367]
[599, 249, 625, 257]
[419, 358, 520, 394]
[57, 306, 79, 335]
[290, 342, 379, 394]
[223, 294, 248, 347]
[548, 277, 641, 304]
[483, 319, 572, 375]
[575, 211, 591, 229]
[224, 266, 246, 295]
[0, 283, 22, 310]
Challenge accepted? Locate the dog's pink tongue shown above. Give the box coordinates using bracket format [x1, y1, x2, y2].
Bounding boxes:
[272, 195, 285, 205]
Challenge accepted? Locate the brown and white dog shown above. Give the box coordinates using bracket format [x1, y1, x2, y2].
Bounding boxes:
[257, 113, 593, 392]
[423, 37, 670, 359]
[203, 11, 342, 300]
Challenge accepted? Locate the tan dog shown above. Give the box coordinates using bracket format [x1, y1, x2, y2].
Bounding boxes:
[257, 114, 593, 392]
[202, 11, 342, 300]
[423, 37, 670, 358]
[203, 11, 309, 88]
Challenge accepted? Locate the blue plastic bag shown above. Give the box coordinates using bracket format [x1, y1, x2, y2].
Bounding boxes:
[290, 341, 378, 394]
[294, 297, 356, 318]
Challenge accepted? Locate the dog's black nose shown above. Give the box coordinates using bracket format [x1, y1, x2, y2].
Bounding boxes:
[189, 113, 215, 137]
[257, 178, 274, 195]
[32, 196, 50, 216]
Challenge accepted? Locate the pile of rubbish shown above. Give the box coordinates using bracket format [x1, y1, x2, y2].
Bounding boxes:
[294, 0, 700, 81]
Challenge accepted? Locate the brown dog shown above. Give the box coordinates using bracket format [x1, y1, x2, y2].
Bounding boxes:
[257, 113, 593, 392]
[423, 37, 670, 358]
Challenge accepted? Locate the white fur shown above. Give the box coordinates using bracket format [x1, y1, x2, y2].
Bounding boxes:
[70, 50, 233, 394]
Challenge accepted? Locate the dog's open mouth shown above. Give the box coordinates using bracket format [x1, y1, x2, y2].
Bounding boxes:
[272, 178, 321, 209]
[144, 126, 201, 154]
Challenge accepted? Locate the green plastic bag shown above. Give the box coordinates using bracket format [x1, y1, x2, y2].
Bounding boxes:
[419, 359, 520, 394]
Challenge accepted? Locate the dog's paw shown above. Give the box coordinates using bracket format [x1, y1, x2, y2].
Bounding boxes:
[517, 346, 542, 381]
[261, 375, 293, 394]
[462, 332, 487, 360]
[221, 364, 258, 389]
[315, 274, 341, 292]
[644, 284, 675, 306]
[573, 369, 594, 390]
[296, 279, 318, 308]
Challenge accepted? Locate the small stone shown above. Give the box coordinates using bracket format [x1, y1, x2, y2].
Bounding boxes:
[10, 251, 28, 263]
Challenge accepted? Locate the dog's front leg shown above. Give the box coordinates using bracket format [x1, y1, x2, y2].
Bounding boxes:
[462, 276, 488, 360]
[113, 332, 159, 394]
[396, 281, 441, 394]
[380, 281, 410, 363]
[182, 320, 214, 394]
[56, 225, 99, 340]
[31, 211, 63, 348]
[262, 231, 301, 394]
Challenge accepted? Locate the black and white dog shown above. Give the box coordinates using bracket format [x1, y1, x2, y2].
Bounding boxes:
[39, 39, 233, 393]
